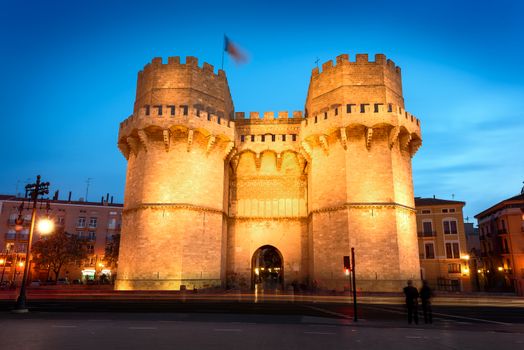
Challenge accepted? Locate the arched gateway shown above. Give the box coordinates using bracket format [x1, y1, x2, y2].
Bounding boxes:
[252, 245, 283, 291]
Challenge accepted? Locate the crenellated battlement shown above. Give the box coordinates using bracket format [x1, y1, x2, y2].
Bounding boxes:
[118, 104, 236, 160]
[139, 56, 226, 80]
[233, 111, 304, 123]
[119, 105, 235, 134]
[300, 102, 421, 144]
[311, 53, 401, 77]
[303, 102, 420, 128]
[134, 55, 234, 119]
[306, 53, 405, 116]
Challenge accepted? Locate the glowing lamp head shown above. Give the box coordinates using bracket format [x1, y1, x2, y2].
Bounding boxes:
[497, 266, 504, 272]
[0, 259, 4, 265]
[37, 218, 54, 234]
[18, 261, 24, 267]
[462, 254, 470, 261]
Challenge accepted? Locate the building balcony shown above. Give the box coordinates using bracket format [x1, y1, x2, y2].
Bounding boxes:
[497, 228, 508, 235]
[7, 218, 30, 227]
[4, 233, 29, 241]
[418, 231, 436, 237]
[4, 233, 16, 240]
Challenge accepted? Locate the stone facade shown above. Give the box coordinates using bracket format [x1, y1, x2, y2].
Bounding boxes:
[116, 54, 423, 292]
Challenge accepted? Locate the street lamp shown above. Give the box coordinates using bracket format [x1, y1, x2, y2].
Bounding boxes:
[462, 255, 471, 276]
[37, 217, 54, 234]
[13, 175, 51, 313]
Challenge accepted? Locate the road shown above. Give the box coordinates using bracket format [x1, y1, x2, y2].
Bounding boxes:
[1, 298, 523, 349]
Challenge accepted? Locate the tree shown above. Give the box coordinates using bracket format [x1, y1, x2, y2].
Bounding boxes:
[104, 233, 120, 267]
[32, 231, 86, 281]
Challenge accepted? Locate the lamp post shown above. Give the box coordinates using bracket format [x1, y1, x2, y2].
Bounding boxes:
[13, 175, 51, 313]
[0, 251, 8, 285]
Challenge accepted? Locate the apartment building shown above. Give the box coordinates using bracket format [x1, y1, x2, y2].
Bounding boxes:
[0, 194, 122, 284]
[415, 197, 471, 292]
[475, 193, 524, 296]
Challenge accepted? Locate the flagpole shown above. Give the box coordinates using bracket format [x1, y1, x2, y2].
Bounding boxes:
[221, 34, 225, 70]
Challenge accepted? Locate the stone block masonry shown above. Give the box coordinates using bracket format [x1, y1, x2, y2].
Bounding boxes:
[116, 53, 422, 292]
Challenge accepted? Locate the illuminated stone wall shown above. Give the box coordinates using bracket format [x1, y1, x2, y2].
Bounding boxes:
[116, 54, 423, 292]
[303, 54, 422, 291]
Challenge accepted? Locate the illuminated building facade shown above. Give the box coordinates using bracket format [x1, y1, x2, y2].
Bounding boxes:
[116, 54, 423, 291]
[415, 197, 471, 292]
[0, 195, 122, 283]
[476, 193, 524, 295]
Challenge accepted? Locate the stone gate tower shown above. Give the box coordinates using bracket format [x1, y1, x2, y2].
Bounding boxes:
[116, 57, 235, 290]
[303, 54, 422, 291]
[116, 54, 422, 291]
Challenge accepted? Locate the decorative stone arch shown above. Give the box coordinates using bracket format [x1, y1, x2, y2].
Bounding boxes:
[251, 245, 284, 291]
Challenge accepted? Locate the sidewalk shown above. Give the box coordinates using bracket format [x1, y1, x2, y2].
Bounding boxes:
[1, 288, 523, 307]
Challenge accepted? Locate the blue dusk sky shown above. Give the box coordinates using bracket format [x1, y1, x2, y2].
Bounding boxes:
[0, 0, 523, 221]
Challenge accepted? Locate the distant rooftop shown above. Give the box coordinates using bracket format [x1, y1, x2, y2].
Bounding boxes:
[0, 194, 123, 207]
[415, 197, 466, 207]
[505, 193, 524, 202]
[475, 193, 524, 218]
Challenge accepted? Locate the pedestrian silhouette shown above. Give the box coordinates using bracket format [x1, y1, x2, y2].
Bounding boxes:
[403, 280, 419, 324]
[420, 280, 433, 324]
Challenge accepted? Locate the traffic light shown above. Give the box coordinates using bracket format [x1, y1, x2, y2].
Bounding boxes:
[343, 255, 351, 275]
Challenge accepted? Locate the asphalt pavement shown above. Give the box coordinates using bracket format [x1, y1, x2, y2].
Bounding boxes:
[1, 308, 523, 350]
[1, 291, 523, 349]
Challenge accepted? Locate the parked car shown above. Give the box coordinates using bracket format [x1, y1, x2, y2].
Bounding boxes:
[30, 280, 41, 287]
[72, 279, 82, 285]
[56, 278, 70, 285]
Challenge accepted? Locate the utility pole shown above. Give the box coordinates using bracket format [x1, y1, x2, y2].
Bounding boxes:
[85, 178, 93, 202]
[351, 247, 357, 322]
[13, 175, 50, 312]
[15, 180, 21, 197]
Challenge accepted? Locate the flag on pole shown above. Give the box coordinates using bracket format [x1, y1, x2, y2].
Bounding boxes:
[224, 35, 247, 63]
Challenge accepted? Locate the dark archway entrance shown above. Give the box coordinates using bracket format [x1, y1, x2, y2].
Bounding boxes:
[251, 245, 283, 291]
